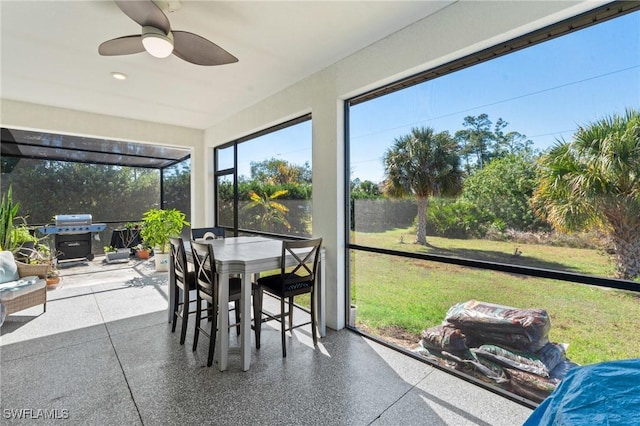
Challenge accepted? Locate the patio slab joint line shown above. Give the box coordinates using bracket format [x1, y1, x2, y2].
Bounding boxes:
[366, 378, 423, 425]
[93, 292, 145, 425]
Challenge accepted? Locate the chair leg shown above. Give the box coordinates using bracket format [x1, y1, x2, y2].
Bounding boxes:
[179, 291, 189, 345]
[171, 285, 179, 333]
[253, 286, 263, 349]
[234, 300, 241, 336]
[311, 290, 317, 346]
[207, 304, 218, 367]
[192, 296, 202, 352]
[281, 296, 287, 358]
[288, 296, 294, 333]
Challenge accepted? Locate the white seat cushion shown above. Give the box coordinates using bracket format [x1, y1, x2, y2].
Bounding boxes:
[0, 277, 45, 302]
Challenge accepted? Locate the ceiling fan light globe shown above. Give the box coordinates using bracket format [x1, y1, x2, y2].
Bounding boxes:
[141, 26, 174, 58]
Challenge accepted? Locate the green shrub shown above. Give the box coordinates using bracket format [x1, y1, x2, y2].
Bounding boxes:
[461, 154, 549, 232]
[426, 198, 494, 239]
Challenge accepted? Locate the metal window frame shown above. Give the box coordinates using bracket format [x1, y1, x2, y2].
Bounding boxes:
[213, 114, 312, 237]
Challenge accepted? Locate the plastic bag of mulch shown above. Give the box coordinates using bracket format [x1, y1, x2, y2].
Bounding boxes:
[437, 350, 509, 385]
[549, 359, 580, 381]
[471, 344, 550, 377]
[505, 368, 560, 403]
[414, 341, 464, 370]
[420, 324, 469, 352]
[416, 343, 509, 386]
[444, 300, 551, 351]
[536, 342, 568, 372]
[464, 328, 548, 352]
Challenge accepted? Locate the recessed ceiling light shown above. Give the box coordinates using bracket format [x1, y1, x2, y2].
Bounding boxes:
[111, 72, 127, 80]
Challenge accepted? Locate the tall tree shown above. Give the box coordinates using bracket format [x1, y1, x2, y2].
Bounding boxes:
[455, 114, 493, 172]
[249, 158, 311, 185]
[533, 109, 640, 279]
[383, 127, 463, 245]
[351, 178, 381, 199]
[493, 118, 534, 156]
[455, 115, 533, 173]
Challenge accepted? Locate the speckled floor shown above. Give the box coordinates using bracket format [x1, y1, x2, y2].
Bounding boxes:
[1, 256, 532, 425]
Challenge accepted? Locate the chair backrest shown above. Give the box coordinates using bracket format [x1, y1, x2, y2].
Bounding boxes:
[190, 240, 218, 296]
[279, 238, 322, 288]
[169, 237, 189, 288]
[191, 227, 225, 240]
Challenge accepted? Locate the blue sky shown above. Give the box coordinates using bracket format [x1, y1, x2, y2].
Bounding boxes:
[233, 11, 639, 183]
[236, 121, 312, 179]
[349, 11, 640, 183]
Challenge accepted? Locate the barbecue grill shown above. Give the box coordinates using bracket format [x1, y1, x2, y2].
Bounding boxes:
[36, 214, 106, 261]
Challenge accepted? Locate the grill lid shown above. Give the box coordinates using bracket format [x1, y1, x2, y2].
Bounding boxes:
[55, 214, 92, 226]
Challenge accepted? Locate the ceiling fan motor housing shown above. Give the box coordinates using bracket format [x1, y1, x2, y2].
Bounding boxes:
[141, 26, 174, 58]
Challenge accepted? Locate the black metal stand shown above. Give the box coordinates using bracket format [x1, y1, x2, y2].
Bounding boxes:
[110, 229, 143, 253]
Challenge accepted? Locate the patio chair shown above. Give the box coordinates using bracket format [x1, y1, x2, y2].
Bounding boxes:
[190, 241, 242, 366]
[252, 238, 322, 357]
[191, 227, 225, 240]
[169, 237, 197, 345]
[0, 252, 47, 320]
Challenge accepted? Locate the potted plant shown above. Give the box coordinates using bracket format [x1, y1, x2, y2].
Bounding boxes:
[140, 208, 189, 271]
[15, 243, 60, 281]
[124, 222, 139, 231]
[46, 264, 61, 287]
[135, 243, 151, 260]
[11, 223, 39, 261]
[104, 245, 129, 263]
[0, 185, 19, 251]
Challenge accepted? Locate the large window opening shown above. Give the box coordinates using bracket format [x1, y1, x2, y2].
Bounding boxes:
[215, 115, 312, 238]
[347, 4, 640, 406]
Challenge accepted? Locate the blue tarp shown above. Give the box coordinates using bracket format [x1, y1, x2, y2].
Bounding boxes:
[524, 358, 640, 425]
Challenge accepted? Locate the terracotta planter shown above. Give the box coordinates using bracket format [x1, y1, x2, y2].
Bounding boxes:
[46, 276, 61, 286]
[136, 249, 150, 259]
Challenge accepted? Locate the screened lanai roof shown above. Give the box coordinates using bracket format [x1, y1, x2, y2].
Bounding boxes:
[1, 128, 190, 169]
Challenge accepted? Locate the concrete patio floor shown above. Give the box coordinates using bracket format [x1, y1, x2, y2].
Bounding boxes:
[1, 256, 532, 425]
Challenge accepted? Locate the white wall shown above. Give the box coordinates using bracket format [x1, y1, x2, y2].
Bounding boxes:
[0, 100, 202, 147]
[201, 0, 602, 330]
[1, 1, 602, 331]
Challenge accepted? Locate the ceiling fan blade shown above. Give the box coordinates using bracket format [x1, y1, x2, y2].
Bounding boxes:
[115, 0, 170, 34]
[99, 35, 145, 56]
[172, 31, 238, 66]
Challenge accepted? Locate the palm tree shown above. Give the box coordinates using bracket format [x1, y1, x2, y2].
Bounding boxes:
[383, 127, 463, 245]
[533, 109, 640, 279]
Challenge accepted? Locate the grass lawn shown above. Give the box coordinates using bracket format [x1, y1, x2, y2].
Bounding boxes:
[351, 228, 640, 365]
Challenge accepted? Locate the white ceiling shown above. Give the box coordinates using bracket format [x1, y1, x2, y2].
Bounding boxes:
[1, 1, 452, 130]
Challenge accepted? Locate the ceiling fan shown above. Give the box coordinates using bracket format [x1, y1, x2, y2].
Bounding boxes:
[98, 0, 238, 66]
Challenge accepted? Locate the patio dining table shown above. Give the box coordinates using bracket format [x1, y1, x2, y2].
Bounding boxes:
[168, 236, 326, 372]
